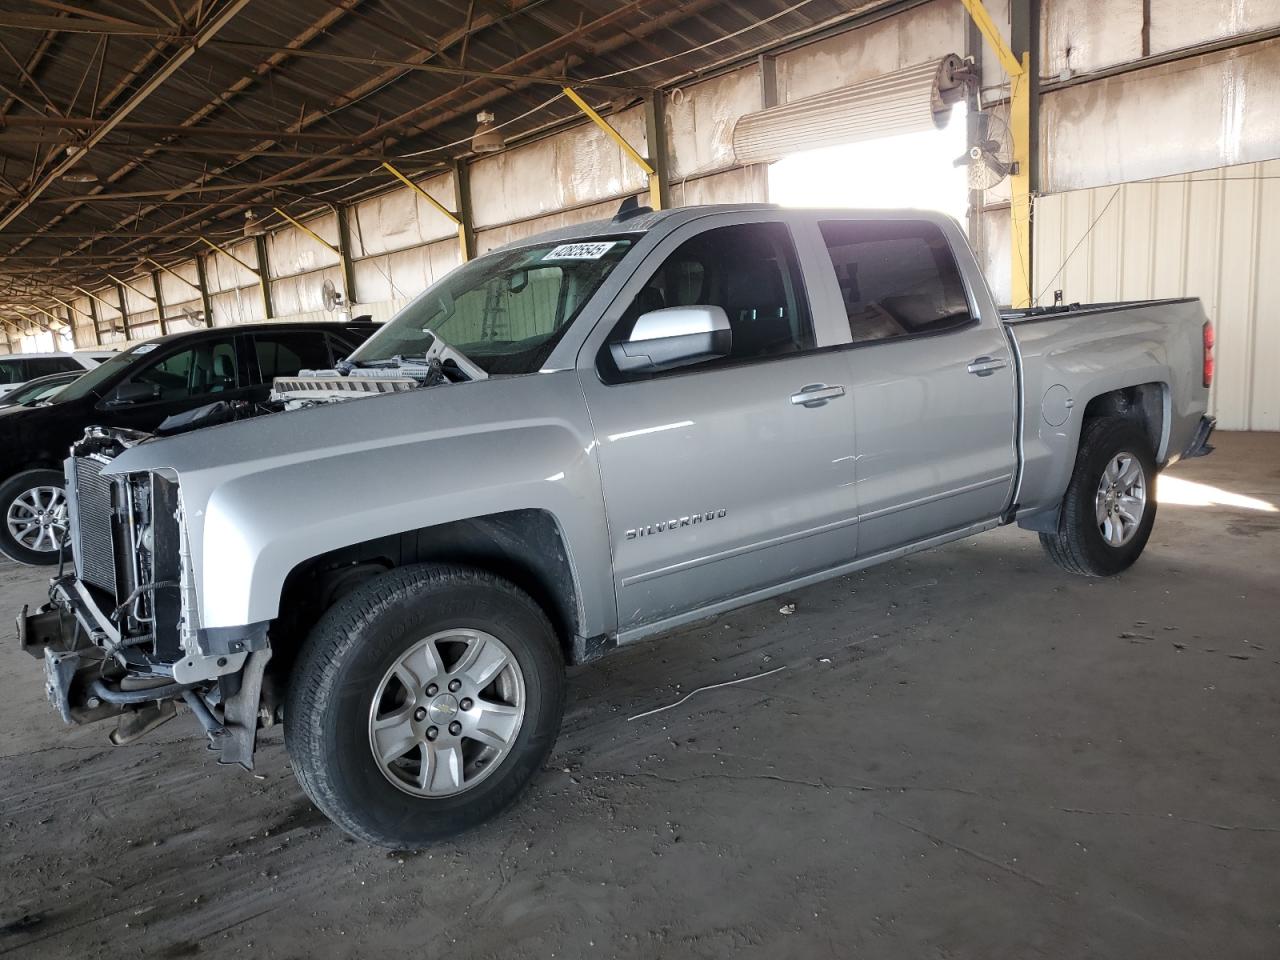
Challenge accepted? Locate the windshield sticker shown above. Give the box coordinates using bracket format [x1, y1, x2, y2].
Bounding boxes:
[133, 343, 157, 354]
[543, 241, 617, 261]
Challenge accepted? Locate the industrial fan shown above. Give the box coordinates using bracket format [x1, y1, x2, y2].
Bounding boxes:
[954, 109, 1015, 190]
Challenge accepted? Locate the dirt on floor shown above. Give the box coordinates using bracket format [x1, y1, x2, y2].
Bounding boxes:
[0, 432, 1277, 960]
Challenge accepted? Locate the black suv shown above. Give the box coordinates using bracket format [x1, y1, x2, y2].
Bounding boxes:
[0, 321, 376, 565]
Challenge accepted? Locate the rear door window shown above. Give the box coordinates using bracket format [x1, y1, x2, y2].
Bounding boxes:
[24, 357, 82, 377]
[253, 331, 333, 381]
[818, 220, 973, 345]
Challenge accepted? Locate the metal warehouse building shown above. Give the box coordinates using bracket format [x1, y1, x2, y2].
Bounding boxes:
[0, 3, 1277, 958]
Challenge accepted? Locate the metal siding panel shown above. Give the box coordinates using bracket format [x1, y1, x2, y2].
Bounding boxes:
[1251, 159, 1280, 429]
[1033, 159, 1279, 430]
[1215, 170, 1259, 429]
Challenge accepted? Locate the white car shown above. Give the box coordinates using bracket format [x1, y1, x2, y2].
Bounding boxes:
[0, 351, 116, 397]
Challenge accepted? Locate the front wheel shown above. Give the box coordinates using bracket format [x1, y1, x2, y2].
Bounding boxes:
[284, 564, 565, 847]
[0, 469, 69, 566]
[1040, 417, 1158, 577]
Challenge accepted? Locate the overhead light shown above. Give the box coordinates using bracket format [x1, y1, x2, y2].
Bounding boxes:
[243, 209, 266, 238]
[61, 145, 99, 185]
[471, 111, 505, 154]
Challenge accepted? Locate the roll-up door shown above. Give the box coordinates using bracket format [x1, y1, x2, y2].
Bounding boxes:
[732, 55, 969, 165]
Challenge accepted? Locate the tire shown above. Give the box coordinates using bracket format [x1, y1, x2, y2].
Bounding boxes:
[1039, 416, 1158, 577]
[0, 468, 69, 566]
[284, 563, 565, 847]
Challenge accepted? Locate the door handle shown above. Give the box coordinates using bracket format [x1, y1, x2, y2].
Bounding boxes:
[967, 356, 1007, 377]
[790, 383, 846, 407]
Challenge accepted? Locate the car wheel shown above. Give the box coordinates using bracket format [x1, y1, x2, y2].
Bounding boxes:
[1040, 417, 1158, 577]
[284, 563, 565, 847]
[0, 469, 70, 566]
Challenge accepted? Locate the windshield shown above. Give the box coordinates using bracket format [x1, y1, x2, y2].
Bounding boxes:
[349, 237, 635, 375]
[44, 342, 154, 404]
[7, 375, 75, 404]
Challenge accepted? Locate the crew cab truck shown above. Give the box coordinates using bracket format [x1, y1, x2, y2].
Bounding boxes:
[19, 204, 1215, 848]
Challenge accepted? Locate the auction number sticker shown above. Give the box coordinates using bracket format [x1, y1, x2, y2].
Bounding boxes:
[543, 241, 617, 260]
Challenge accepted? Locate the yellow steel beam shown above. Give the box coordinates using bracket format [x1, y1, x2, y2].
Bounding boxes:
[381, 163, 460, 224]
[960, 0, 1032, 307]
[48, 294, 94, 323]
[145, 256, 203, 294]
[198, 235, 259, 274]
[562, 87, 654, 175]
[959, 0, 1024, 76]
[73, 284, 119, 312]
[271, 206, 341, 256]
[563, 86, 667, 209]
[382, 162, 472, 262]
[200, 235, 271, 319]
[109, 273, 157, 304]
[1008, 57, 1032, 308]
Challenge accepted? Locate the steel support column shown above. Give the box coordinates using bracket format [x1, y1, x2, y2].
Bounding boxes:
[194, 253, 214, 327]
[152, 269, 167, 335]
[643, 92, 671, 211]
[115, 283, 131, 339]
[333, 204, 359, 304]
[253, 234, 274, 319]
[451, 161, 477, 262]
[960, 0, 1035, 308]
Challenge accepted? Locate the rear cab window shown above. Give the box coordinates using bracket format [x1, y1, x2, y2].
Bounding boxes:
[818, 219, 974, 346]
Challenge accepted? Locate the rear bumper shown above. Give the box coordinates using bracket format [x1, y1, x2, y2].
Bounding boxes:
[1182, 415, 1216, 459]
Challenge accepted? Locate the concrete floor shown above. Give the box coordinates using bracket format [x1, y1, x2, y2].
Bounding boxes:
[0, 432, 1277, 959]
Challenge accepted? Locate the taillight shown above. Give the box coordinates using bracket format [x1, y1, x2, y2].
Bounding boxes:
[1202, 321, 1215, 388]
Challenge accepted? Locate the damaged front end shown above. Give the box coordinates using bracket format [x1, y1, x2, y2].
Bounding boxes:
[18, 427, 272, 766]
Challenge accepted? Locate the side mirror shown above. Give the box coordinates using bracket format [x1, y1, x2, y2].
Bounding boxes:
[108, 381, 160, 405]
[609, 305, 732, 374]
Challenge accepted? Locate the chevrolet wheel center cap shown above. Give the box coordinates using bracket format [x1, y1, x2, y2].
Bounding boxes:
[427, 695, 460, 724]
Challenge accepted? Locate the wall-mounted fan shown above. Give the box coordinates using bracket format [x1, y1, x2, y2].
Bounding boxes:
[954, 109, 1015, 191]
[321, 278, 345, 312]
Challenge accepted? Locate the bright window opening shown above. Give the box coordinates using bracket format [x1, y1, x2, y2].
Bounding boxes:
[767, 103, 970, 227]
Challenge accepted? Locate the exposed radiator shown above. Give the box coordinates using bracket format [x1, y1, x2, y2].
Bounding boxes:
[68, 457, 116, 594]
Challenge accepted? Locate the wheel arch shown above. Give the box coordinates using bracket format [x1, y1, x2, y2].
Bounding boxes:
[274, 508, 591, 669]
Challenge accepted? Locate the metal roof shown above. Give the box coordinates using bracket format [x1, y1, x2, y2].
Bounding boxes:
[0, 0, 898, 329]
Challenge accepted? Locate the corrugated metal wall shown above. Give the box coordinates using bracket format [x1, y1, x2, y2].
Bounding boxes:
[1033, 159, 1280, 430]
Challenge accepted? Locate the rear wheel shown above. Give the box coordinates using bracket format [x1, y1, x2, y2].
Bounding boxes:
[1040, 417, 1157, 577]
[284, 564, 564, 847]
[0, 469, 68, 566]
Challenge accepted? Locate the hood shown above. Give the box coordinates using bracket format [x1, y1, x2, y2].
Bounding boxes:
[105, 371, 576, 480]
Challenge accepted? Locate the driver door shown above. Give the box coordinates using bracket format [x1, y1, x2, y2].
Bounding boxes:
[578, 213, 859, 634]
[98, 335, 253, 432]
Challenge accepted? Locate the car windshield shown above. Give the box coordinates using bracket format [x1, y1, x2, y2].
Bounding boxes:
[349, 237, 635, 376]
[44, 342, 153, 404]
[6, 375, 75, 404]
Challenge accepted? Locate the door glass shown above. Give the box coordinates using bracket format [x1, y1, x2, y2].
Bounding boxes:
[24, 357, 81, 377]
[129, 339, 238, 401]
[599, 222, 813, 382]
[254, 331, 332, 380]
[0, 359, 25, 384]
[818, 220, 972, 344]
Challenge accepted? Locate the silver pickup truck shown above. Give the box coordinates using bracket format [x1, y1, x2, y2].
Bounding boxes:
[20, 204, 1215, 847]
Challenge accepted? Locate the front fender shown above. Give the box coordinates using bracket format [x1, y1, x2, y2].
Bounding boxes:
[108, 372, 612, 636]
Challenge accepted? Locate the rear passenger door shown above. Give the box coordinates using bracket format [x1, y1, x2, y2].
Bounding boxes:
[578, 213, 858, 634]
[811, 217, 1018, 556]
[250, 328, 336, 385]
